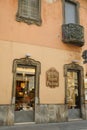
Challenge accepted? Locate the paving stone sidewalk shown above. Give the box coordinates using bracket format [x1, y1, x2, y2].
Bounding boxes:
[0, 120, 87, 130]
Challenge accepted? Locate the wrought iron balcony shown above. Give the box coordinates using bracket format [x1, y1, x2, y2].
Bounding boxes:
[62, 23, 84, 47]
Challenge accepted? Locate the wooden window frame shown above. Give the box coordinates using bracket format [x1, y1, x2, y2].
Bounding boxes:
[62, 0, 80, 24]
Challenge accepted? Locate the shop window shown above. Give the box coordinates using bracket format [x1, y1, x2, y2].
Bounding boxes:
[64, 0, 79, 24]
[16, 0, 42, 25]
[64, 62, 85, 119]
[15, 66, 35, 111]
[67, 71, 80, 109]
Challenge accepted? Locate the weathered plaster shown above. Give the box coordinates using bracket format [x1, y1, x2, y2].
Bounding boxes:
[45, 0, 57, 4]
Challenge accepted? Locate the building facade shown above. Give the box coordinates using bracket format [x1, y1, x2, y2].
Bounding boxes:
[0, 0, 87, 126]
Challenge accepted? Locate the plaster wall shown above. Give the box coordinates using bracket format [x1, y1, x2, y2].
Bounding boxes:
[0, 41, 81, 104]
[0, 42, 13, 104]
[0, 0, 86, 125]
[0, 0, 86, 52]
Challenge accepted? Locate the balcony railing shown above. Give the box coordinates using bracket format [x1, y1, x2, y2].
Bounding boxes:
[62, 23, 84, 47]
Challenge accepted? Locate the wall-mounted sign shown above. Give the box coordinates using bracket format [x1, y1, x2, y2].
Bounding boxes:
[82, 50, 87, 64]
[46, 67, 59, 88]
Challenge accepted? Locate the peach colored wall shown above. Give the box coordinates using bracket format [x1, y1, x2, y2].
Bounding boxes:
[0, 0, 85, 52]
[0, 42, 13, 104]
[0, 41, 81, 104]
[0, 0, 87, 104]
[79, 0, 87, 50]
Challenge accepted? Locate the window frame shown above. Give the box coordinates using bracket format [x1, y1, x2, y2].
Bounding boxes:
[16, 0, 42, 26]
[62, 0, 80, 24]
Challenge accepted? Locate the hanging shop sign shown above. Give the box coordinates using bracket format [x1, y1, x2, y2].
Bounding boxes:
[82, 50, 87, 64]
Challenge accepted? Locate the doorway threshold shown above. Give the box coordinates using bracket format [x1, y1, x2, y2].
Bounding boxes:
[69, 118, 83, 122]
[15, 122, 35, 125]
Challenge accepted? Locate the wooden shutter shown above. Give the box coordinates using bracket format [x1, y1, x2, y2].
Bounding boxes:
[30, 0, 40, 20]
[16, 0, 41, 25]
[18, 0, 31, 18]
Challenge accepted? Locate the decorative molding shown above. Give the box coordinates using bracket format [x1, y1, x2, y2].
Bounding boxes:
[12, 57, 41, 74]
[46, 67, 59, 88]
[64, 62, 84, 77]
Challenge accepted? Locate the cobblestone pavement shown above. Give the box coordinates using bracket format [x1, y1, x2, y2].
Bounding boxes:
[0, 120, 87, 130]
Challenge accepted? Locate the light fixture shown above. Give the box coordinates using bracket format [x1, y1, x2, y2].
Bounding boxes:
[25, 53, 31, 58]
[72, 60, 79, 63]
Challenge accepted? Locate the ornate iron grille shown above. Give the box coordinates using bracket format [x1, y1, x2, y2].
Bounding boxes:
[62, 23, 84, 47]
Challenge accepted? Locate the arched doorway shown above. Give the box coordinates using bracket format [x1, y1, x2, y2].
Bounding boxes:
[12, 56, 41, 124]
[64, 62, 85, 120]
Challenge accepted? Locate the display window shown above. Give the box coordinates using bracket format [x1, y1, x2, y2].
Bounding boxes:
[67, 71, 80, 109]
[15, 66, 35, 112]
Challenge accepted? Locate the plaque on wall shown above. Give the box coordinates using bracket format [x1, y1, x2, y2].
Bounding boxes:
[46, 67, 59, 88]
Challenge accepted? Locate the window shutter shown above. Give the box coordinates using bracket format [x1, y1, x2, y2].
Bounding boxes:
[16, 0, 41, 25]
[30, 0, 40, 20]
[18, 0, 31, 18]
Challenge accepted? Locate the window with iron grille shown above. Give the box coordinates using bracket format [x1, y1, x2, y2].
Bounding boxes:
[62, 0, 84, 46]
[16, 0, 41, 26]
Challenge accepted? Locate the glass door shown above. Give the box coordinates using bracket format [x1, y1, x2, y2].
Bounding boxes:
[67, 70, 81, 119]
[14, 66, 36, 123]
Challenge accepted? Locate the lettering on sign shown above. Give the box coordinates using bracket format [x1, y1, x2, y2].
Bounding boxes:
[46, 67, 59, 88]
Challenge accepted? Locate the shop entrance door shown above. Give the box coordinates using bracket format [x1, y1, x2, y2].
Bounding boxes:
[12, 57, 41, 124]
[14, 66, 35, 123]
[67, 70, 81, 120]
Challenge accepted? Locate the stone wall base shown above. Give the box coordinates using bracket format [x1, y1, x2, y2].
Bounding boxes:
[0, 104, 86, 126]
[0, 105, 14, 126]
[35, 104, 68, 123]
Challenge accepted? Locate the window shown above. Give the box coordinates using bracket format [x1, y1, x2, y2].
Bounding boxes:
[16, 0, 41, 26]
[64, 0, 79, 24]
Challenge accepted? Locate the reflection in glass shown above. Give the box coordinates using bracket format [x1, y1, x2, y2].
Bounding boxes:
[15, 66, 35, 111]
[67, 71, 80, 109]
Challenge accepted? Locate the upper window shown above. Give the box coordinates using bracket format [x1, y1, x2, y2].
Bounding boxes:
[16, 0, 41, 26]
[64, 0, 79, 24]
